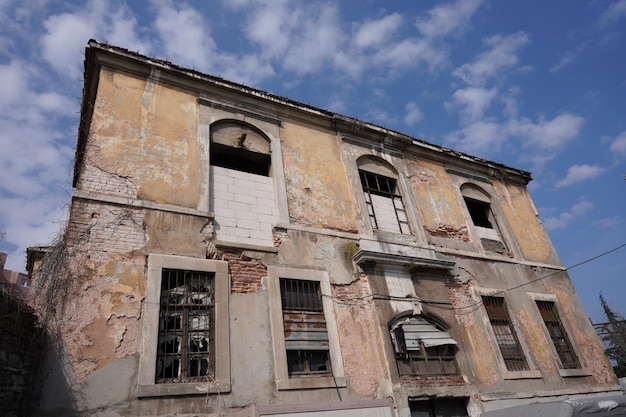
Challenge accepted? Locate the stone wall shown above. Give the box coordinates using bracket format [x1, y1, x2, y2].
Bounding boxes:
[0, 289, 46, 417]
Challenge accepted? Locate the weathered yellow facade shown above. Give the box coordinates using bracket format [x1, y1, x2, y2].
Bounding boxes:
[29, 41, 621, 417]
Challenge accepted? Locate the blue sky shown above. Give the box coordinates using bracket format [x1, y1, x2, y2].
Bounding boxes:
[0, 0, 625, 322]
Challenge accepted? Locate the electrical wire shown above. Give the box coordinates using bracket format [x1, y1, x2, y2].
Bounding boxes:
[322, 242, 626, 315]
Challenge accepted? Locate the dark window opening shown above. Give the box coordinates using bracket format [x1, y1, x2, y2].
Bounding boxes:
[464, 197, 492, 228]
[410, 398, 468, 417]
[536, 300, 580, 369]
[156, 269, 214, 383]
[210, 142, 270, 176]
[280, 278, 331, 378]
[482, 296, 529, 371]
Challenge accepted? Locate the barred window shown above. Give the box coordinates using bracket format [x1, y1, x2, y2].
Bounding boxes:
[482, 296, 529, 371]
[280, 278, 331, 378]
[536, 300, 580, 369]
[156, 269, 214, 383]
[390, 315, 458, 376]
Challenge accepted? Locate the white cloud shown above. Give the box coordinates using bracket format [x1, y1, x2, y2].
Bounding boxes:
[404, 102, 424, 126]
[445, 87, 497, 122]
[354, 13, 403, 49]
[593, 216, 622, 228]
[445, 120, 504, 155]
[508, 113, 585, 150]
[609, 130, 626, 156]
[542, 200, 594, 230]
[555, 164, 606, 188]
[550, 51, 575, 73]
[453, 32, 529, 86]
[597, 0, 626, 28]
[151, 0, 215, 70]
[40, 0, 151, 78]
[372, 37, 445, 72]
[416, 0, 483, 39]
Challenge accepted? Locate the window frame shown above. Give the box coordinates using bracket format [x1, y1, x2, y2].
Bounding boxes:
[137, 254, 230, 397]
[482, 295, 529, 372]
[268, 266, 346, 390]
[359, 169, 411, 235]
[528, 292, 590, 377]
[390, 315, 459, 376]
[473, 288, 541, 380]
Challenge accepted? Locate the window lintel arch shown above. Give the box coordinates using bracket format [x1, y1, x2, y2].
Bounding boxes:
[357, 155, 398, 178]
[210, 119, 271, 176]
[460, 183, 491, 203]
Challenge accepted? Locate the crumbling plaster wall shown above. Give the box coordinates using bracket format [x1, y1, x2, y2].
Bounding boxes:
[82, 68, 202, 209]
[280, 120, 358, 232]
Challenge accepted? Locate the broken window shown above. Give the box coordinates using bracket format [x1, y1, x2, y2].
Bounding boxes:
[390, 315, 458, 376]
[463, 197, 492, 228]
[156, 269, 214, 383]
[536, 300, 580, 369]
[410, 398, 469, 417]
[482, 296, 529, 371]
[210, 121, 271, 176]
[461, 185, 507, 253]
[357, 157, 410, 234]
[280, 278, 331, 378]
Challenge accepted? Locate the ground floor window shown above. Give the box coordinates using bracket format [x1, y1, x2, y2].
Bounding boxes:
[410, 398, 468, 417]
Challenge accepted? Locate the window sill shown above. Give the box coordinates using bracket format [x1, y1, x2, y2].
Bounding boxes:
[137, 380, 231, 398]
[559, 368, 592, 378]
[276, 376, 346, 391]
[502, 370, 542, 380]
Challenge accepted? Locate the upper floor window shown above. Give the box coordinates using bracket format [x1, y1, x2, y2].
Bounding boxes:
[357, 156, 410, 234]
[482, 296, 529, 371]
[390, 315, 458, 376]
[461, 184, 506, 253]
[536, 300, 580, 369]
[210, 120, 271, 176]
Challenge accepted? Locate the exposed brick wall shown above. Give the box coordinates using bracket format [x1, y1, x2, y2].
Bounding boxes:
[0, 290, 46, 417]
[221, 251, 267, 294]
[400, 375, 466, 388]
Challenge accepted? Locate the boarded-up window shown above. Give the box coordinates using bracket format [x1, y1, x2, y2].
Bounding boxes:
[280, 278, 331, 377]
[156, 269, 214, 383]
[482, 296, 529, 371]
[390, 316, 458, 375]
[359, 169, 410, 234]
[536, 300, 580, 369]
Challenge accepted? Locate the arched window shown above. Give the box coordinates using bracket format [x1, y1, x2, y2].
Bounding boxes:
[357, 156, 410, 234]
[210, 120, 271, 176]
[460, 184, 506, 253]
[390, 315, 458, 375]
[209, 120, 275, 247]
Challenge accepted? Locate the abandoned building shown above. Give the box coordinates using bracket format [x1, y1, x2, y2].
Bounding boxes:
[28, 40, 623, 417]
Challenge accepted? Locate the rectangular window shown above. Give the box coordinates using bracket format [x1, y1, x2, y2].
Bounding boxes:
[536, 300, 580, 369]
[410, 398, 468, 417]
[138, 254, 229, 397]
[359, 170, 410, 234]
[157, 269, 215, 383]
[463, 197, 492, 228]
[280, 278, 331, 378]
[482, 296, 529, 371]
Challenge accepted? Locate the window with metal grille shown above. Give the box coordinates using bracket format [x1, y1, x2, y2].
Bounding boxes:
[536, 300, 580, 369]
[156, 269, 214, 383]
[359, 170, 410, 234]
[280, 278, 331, 377]
[482, 296, 529, 371]
[390, 316, 458, 376]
